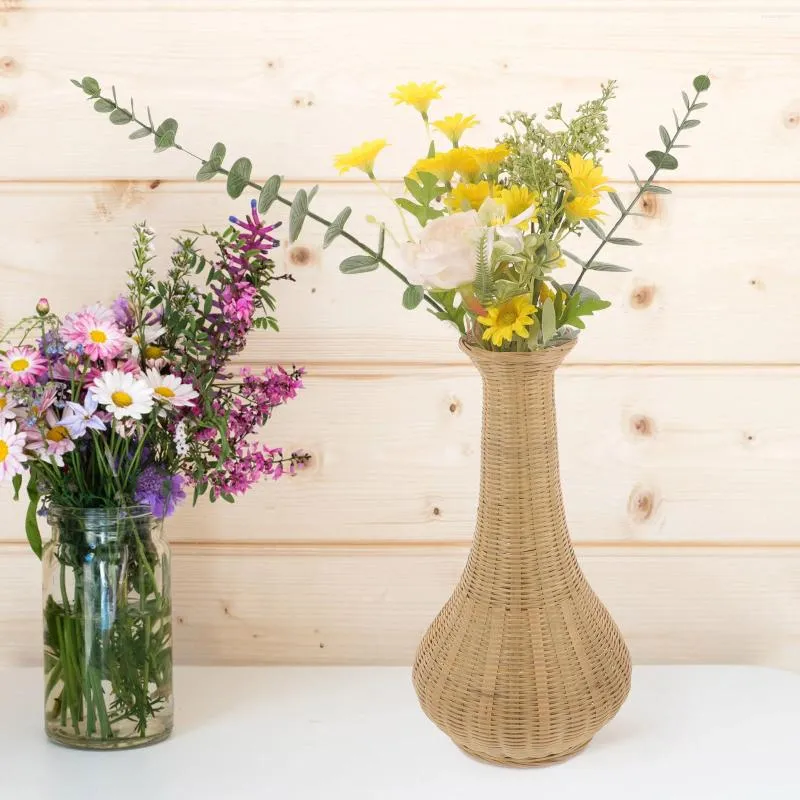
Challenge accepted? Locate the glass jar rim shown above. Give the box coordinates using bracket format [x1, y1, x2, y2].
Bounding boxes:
[46, 504, 155, 524]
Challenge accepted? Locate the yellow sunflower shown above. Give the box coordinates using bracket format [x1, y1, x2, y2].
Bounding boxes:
[390, 81, 445, 116]
[333, 139, 389, 176]
[477, 295, 538, 347]
[556, 152, 613, 196]
[445, 181, 491, 212]
[431, 113, 479, 146]
[495, 185, 538, 226]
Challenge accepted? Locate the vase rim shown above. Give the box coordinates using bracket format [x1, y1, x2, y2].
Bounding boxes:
[459, 336, 577, 364]
[47, 504, 154, 522]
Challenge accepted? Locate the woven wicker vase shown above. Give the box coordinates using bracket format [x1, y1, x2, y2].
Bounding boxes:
[412, 337, 631, 766]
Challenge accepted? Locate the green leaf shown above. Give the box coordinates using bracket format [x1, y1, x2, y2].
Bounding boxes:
[608, 192, 626, 214]
[589, 262, 631, 272]
[672, 109, 680, 129]
[608, 237, 641, 246]
[628, 165, 643, 186]
[308, 185, 319, 203]
[258, 175, 282, 213]
[196, 161, 219, 182]
[226, 157, 253, 199]
[109, 108, 132, 125]
[395, 197, 437, 227]
[692, 102, 708, 110]
[541, 297, 556, 344]
[81, 76, 100, 96]
[473, 232, 493, 304]
[404, 176, 428, 205]
[583, 219, 607, 240]
[129, 127, 151, 140]
[324, 207, 352, 248]
[693, 75, 711, 92]
[402, 284, 424, 310]
[681, 119, 701, 129]
[210, 142, 226, 165]
[154, 117, 178, 152]
[11, 474, 22, 502]
[289, 189, 309, 242]
[682, 91, 691, 110]
[645, 185, 672, 195]
[645, 151, 679, 170]
[25, 477, 42, 560]
[376, 224, 386, 258]
[340, 255, 379, 274]
[561, 249, 585, 267]
[93, 98, 115, 113]
[70, 78, 83, 89]
[659, 125, 671, 148]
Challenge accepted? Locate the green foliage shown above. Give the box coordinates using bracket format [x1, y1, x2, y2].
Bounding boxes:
[402, 285, 424, 310]
[645, 151, 679, 170]
[428, 289, 468, 334]
[693, 74, 711, 92]
[540, 296, 556, 344]
[25, 476, 41, 560]
[153, 118, 178, 152]
[396, 171, 446, 226]
[258, 175, 282, 213]
[473, 232, 493, 305]
[340, 255, 379, 274]
[324, 207, 351, 248]
[226, 157, 252, 198]
[289, 189, 309, 241]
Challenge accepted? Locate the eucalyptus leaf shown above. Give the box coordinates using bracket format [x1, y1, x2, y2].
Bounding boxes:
[154, 118, 178, 152]
[258, 174, 282, 213]
[402, 284, 424, 310]
[608, 237, 641, 246]
[129, 127, 151, 140]
[323, 206, 352, 248]
[93, 98, 115, 113]
[583, 218, 607, 240]
[308, 185, 319, 203]
[81, 76, 100, 96]
[645, 184, 672, 194]
[289, 189, 309, 241]
[645, 151, 679, 170]
[692, 102, 708, 110]
[682, 90, 691, 109]
[628, 165, 642, 187]
[377, 224, 386, 258]
[340, 255, 379, 274]
[588, 262, 632, 272]
[210, 142, 227, 165]
[681, 119, 701, 129]
[196, 161, 219, 182]
[561, 249, 585, 267]
[609, 192, 626, 214]
[226, 157, 253, 199]
[109, 108, 132, 125]
[659, 125, 671, 148]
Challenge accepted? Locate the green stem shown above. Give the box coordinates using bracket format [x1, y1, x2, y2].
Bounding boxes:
[570, 89, 702, 295]
[84, 91, 446, 315]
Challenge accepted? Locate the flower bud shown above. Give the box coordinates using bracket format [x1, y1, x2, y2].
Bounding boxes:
[36, 297, 50, 317]
[64, 351, 80, 368]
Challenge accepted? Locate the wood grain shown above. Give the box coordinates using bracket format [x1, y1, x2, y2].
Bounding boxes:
[1, 8, 798, 180]
[2, 542, 799, 667]
[1, 366, 800, 545]
[0, 182, 797, 365]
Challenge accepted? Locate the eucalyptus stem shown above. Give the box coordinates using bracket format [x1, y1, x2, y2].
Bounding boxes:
[570, 86, 704, 296]
[77, 84, 445, 315]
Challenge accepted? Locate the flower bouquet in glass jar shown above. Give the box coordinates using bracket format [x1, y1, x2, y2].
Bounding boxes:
[2, 205, 307, 749]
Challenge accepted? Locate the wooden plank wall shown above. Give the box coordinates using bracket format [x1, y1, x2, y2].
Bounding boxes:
[1, 0, 800, 667]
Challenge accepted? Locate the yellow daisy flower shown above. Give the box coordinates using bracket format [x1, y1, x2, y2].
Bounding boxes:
[449, 147, 481, 182]
[431, 113, 479, 146]
[333, 139, 389, 176]
[564, 193, 605, 222]
[556, 152, 613, 196]
[409, 151, 460, 183]
[390, 81, 445, 117]
[445, 181, 491, 212]
[471, 145, 511, 178]
[478, 295, 538, 347]
[495, 185, 538, 226]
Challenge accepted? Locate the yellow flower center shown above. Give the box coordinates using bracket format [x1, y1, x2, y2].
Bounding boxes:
[46, 426, 69, 443]
[497, 311, 518, 327]
[154, 386, 175, 399]
[0, 398, 6, 411]
[144, 345, 164, 360]
[89, 329, 107, 344]
[10, 358, 29, 372]
[0, 441, 8, 462]
[111, 391, 133, 408]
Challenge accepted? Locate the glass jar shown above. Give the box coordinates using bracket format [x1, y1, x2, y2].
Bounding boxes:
[42, 505, 173, 749]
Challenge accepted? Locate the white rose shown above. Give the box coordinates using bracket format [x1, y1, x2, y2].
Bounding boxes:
[400, 211, 481, 290]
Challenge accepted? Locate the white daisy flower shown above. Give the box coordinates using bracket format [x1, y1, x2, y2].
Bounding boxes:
[0, 420, 27, 482]
[90, 370, 154, 421]
[145, 369, 198, 408]
[130, 324, 167, 360]
[0, 392, 21, 421]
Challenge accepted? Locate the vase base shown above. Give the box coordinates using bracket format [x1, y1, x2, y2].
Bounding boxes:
[456, 737, 592, 767]
[46, 725, 173, 751]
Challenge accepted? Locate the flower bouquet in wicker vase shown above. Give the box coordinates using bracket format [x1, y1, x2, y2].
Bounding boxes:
[3, 207, 306, 749]
[75, 72, 710, 764]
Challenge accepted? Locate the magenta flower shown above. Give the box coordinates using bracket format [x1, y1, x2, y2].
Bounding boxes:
[62, 304, 127, 362]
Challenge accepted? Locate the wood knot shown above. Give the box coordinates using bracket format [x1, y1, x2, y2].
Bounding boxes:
[743, 431, 756, 445]
[264, 58, 281, 70]
[431, 506, 441, 517]
[292, 93, 315, 108]
[0, 56, 19, 75]
[286, 243, 316, 267]
[0, 96, 13, 118]
[448, 397, 461, 415]
[639, 192, 660, 218]
[628, 486, 657, 523]
[784, 110, 799, 129]
[630, 414, 655, 438]
[630, 284, 655, 309]
[149, 179, 161, 190]
[749, 277, 765, 291]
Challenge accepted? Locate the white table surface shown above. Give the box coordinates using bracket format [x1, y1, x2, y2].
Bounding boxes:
[1, 665, 800, 799]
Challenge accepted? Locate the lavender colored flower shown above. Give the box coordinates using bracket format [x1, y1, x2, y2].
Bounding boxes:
[38, 329, 66, 359]
[134, 465, 186, 519]
[61, 393, 106, 438]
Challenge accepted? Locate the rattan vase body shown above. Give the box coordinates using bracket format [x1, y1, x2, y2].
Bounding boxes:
[412, 337, 631, 766]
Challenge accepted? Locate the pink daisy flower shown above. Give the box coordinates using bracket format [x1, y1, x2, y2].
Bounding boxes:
[0, 346, 47, 387]
[62, 304, 127, 362]
[26, 409, 75, 467]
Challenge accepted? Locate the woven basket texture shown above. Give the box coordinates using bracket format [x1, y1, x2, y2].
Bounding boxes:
[412, 337, 631, 766]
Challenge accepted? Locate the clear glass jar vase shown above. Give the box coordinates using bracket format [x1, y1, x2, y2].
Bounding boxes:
[42, 505, 173, 749]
